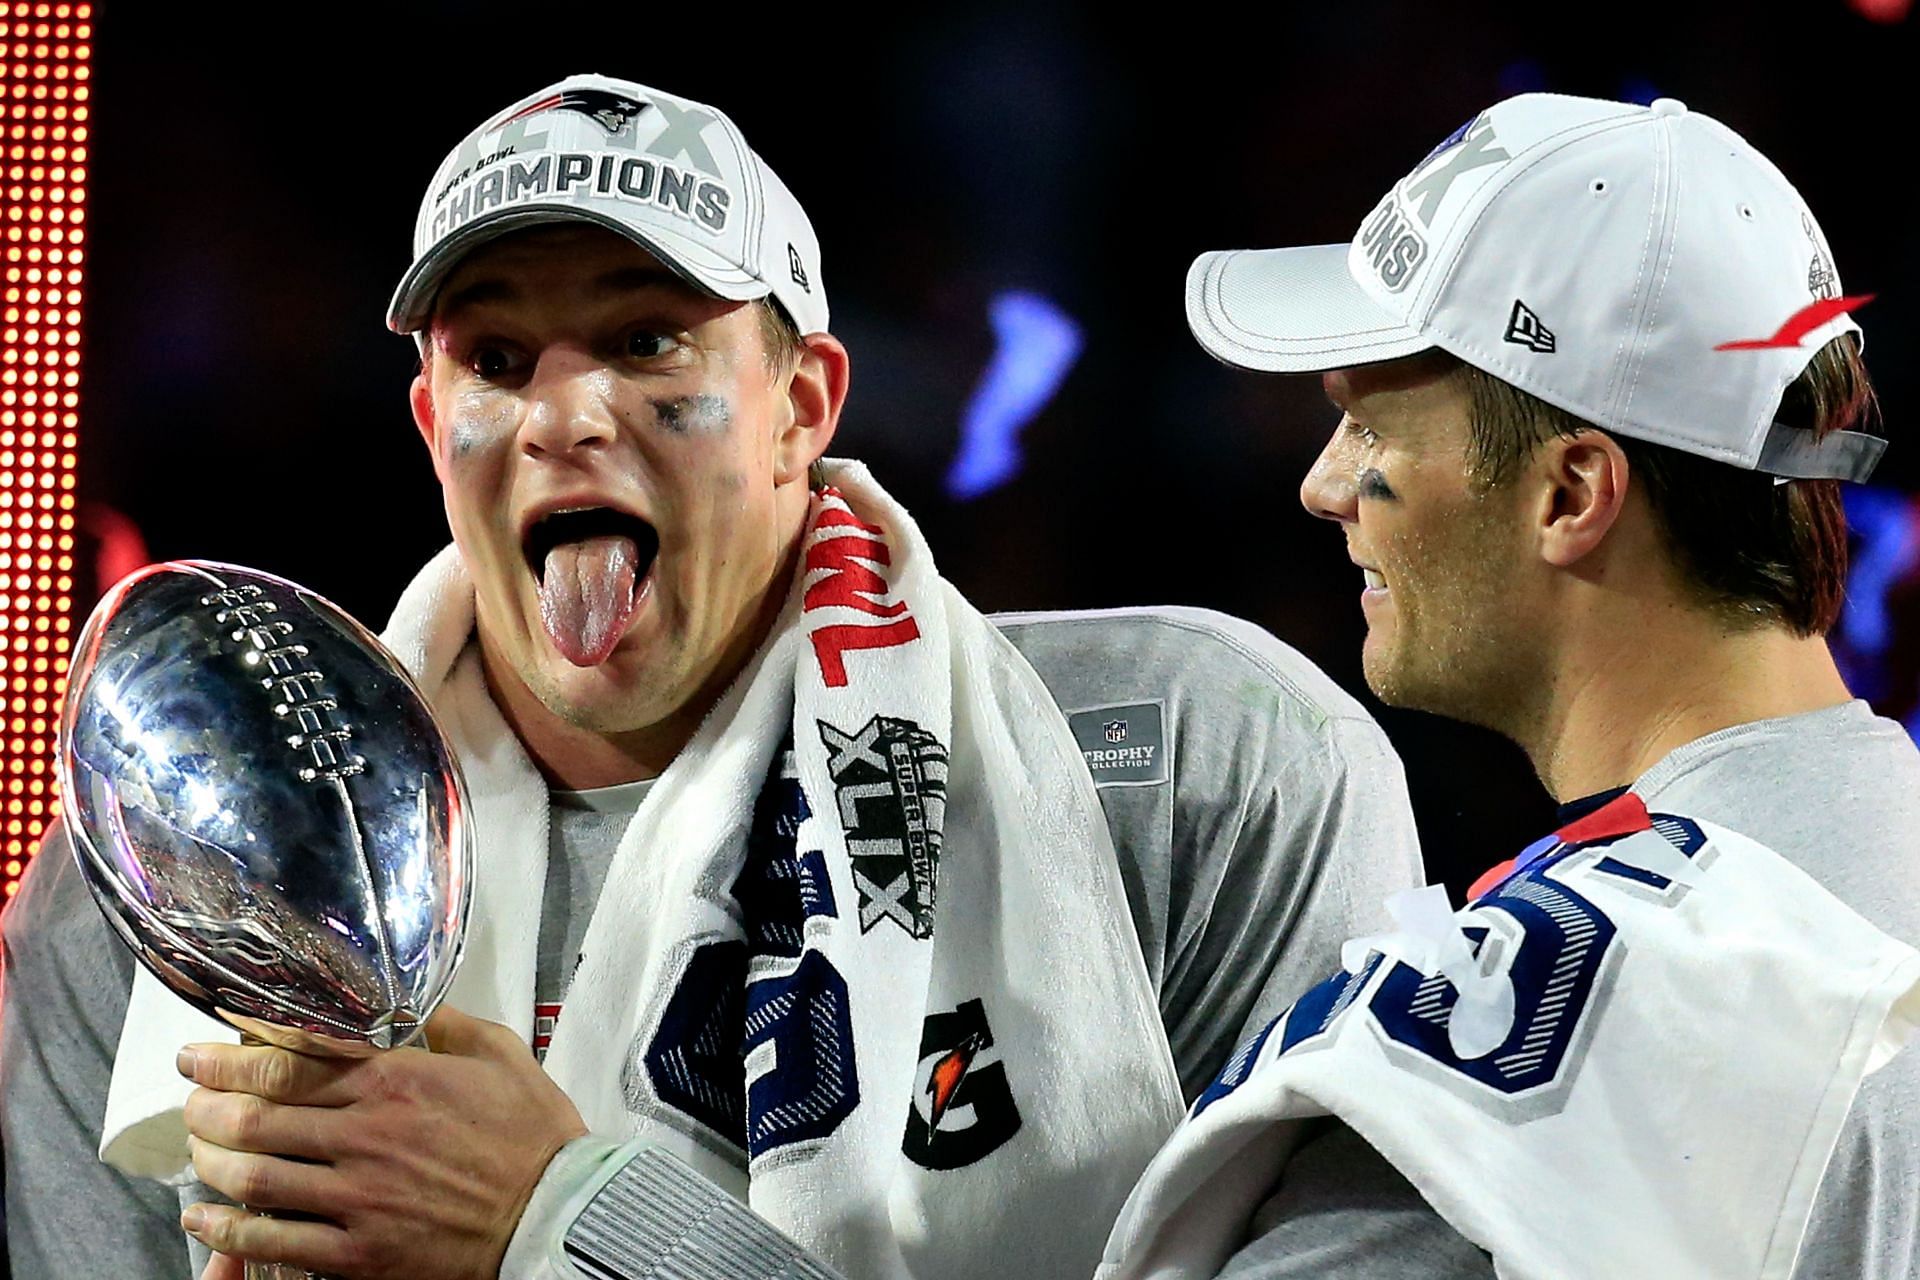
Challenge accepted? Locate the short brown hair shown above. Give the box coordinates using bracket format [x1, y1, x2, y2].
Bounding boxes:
[757, 297, 805, 374]
[757, 298, 829, 490]
[1449, 336, 1877, 636]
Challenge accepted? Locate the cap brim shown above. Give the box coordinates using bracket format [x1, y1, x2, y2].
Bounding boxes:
[1185, 245, 1434, 373]
[386, 206, 770, 335]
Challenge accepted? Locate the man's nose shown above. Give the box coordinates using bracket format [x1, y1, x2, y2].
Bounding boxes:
[1300, 427, 1361, 524]
[518, 349, 619, 458]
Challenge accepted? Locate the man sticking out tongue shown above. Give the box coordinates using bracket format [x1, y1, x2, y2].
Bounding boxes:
[541, 533, 643, 669]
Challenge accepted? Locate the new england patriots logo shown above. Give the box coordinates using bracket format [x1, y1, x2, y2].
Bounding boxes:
[493, 88, 647, 137]
[903, 999, 1021, 1170]
[1416, 113, 1481, 169]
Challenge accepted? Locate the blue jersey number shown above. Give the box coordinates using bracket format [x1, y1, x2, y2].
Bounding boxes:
[640, 756, 860, 1157]
[1196, 819, 1706, 1116]
[1369, 872, 1616, 1096]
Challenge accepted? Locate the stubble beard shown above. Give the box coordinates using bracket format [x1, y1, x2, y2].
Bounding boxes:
[1366, 607, 1528, 732]
[520, 638, 689, 735]
[1362, 522, 1537, 736]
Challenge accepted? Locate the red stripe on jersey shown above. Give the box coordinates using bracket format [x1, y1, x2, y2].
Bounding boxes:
[1555, 791, 1652, 846]
[1467, 858, 1518, 901]
[533, 1002, 561, 1054]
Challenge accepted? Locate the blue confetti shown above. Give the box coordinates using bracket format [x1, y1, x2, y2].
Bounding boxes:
[1838, 486, 1920, 743]
[1842, 487, 1920, 658]
[946, 291, 1083, 501]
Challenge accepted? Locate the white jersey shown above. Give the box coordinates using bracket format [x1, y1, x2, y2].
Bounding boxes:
[1100, 794, 1920, 1280]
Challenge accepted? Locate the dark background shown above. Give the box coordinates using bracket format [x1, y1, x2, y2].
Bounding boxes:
[71, 0, 1920, 896]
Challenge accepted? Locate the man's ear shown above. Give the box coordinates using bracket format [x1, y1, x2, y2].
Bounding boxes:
[1535, 430, 1630, 568]
[410, 371, 445, 482]
[773, 333, 850, 486]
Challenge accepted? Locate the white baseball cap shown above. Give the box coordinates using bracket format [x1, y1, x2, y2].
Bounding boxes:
[1188, 94, 1883, 481]
[388, 73, 827, 337]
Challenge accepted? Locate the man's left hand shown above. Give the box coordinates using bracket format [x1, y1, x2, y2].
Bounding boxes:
[178, 1006, 588, 1279]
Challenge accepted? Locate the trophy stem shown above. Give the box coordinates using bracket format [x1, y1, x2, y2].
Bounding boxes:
[235, 1206, 338, 1279]
[245, 1261, 327, 1280]
[237, 1032, 337, 1280]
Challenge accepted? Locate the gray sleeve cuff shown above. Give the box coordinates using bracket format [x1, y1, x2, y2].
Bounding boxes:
[500, 1136, 844, 1280]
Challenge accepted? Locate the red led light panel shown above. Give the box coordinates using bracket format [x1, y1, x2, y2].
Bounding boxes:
[0, 2, 89, 900]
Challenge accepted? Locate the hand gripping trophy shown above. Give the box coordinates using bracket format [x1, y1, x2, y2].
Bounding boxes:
[59, 562, 473, 1280]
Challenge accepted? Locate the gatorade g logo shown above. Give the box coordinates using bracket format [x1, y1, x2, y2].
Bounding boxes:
[903, 999, 1022, 1169]
[1358, 193, 1427, 292]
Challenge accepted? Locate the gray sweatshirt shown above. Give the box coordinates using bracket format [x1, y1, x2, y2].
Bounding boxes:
[1, 604, 1424, 1278]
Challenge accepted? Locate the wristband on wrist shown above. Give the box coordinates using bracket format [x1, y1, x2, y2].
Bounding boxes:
[540, 1140, 845, 1280]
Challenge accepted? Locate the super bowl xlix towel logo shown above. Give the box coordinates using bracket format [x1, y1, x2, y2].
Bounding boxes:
[819, 715, 947, 938]
[904, 998, 1023, 1169]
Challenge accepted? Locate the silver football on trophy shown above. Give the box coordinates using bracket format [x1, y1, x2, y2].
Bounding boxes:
[58, 561, 470, 1050]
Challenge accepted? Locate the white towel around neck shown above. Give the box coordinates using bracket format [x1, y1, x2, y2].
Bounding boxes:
[103, 459, 1183, 1280]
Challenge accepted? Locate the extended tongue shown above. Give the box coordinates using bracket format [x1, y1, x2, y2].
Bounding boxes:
[539, 535, 640, 667]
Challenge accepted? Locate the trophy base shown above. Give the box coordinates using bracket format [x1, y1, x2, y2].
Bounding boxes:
[246, 1263, 330, 1280]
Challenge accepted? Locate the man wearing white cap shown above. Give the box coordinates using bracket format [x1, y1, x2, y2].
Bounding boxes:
[0, 75, 1426, 1279]
[1096, 95, 1920, 1279]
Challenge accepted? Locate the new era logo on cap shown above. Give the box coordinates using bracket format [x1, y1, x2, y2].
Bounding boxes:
[1505, 299, 1556, 353]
